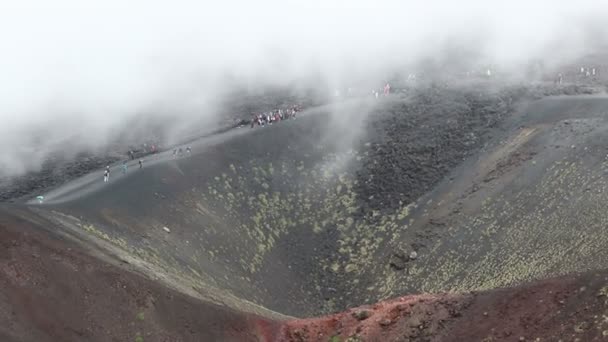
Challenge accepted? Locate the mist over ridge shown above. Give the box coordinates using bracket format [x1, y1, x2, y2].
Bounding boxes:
[1, 0, 607, 175]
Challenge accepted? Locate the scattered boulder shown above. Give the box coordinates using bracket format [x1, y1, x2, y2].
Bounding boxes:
[389, 252, 407, 270]
[411, 242, 426, 250]
[574, 321, 590, 333]
[352, 310, 372, 321]
[390, 248, 418, 270]
[379, 318, 392, 327]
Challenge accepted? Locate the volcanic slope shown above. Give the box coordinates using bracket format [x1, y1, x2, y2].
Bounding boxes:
[30, 88, 523, 317]
[34, 99, 387, 318]
[23, 91, 608, 321]
[391, 95, 608, 293]
[0, 205, 282, 342]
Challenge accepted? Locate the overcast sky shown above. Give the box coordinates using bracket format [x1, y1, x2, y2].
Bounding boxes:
[1, 0, 607, 175]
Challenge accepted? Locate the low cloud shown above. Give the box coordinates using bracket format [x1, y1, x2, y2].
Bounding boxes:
[1, 0, 607, 175]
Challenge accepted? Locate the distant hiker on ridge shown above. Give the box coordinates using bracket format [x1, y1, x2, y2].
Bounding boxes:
[104, 165, 110, 182]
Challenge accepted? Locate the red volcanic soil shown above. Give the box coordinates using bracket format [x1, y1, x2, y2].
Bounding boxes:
[7, 202, 608, 342]
[279, 272, 608, 342]
[0, 206, 281, 342]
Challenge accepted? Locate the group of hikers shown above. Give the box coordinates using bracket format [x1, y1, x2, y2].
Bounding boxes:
[172, 146, 192, 156]
[104, 145, 193, 183]
[127, 142, 160, 161]
[553, 66, 601, 85]
[103, 159, 143, 183]
[580, 66, 599, 77]
[371, 83, 391, 99]
[250, 105, 302, 128]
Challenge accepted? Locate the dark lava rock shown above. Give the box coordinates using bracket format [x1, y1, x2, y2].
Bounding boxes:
[389, 248, 410, 270]
[389, 255, 407, 270]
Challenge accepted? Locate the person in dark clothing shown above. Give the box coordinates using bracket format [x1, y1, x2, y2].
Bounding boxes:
[139, 159, 143, 169]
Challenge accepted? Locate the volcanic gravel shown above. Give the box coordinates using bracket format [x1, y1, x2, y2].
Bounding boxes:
[354, 84, 596, 215]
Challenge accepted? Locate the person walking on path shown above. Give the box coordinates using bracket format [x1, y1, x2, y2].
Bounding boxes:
[104, 165, 111, 182]
[122, 161, 128, 174]
[139, 159, 143, 169]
